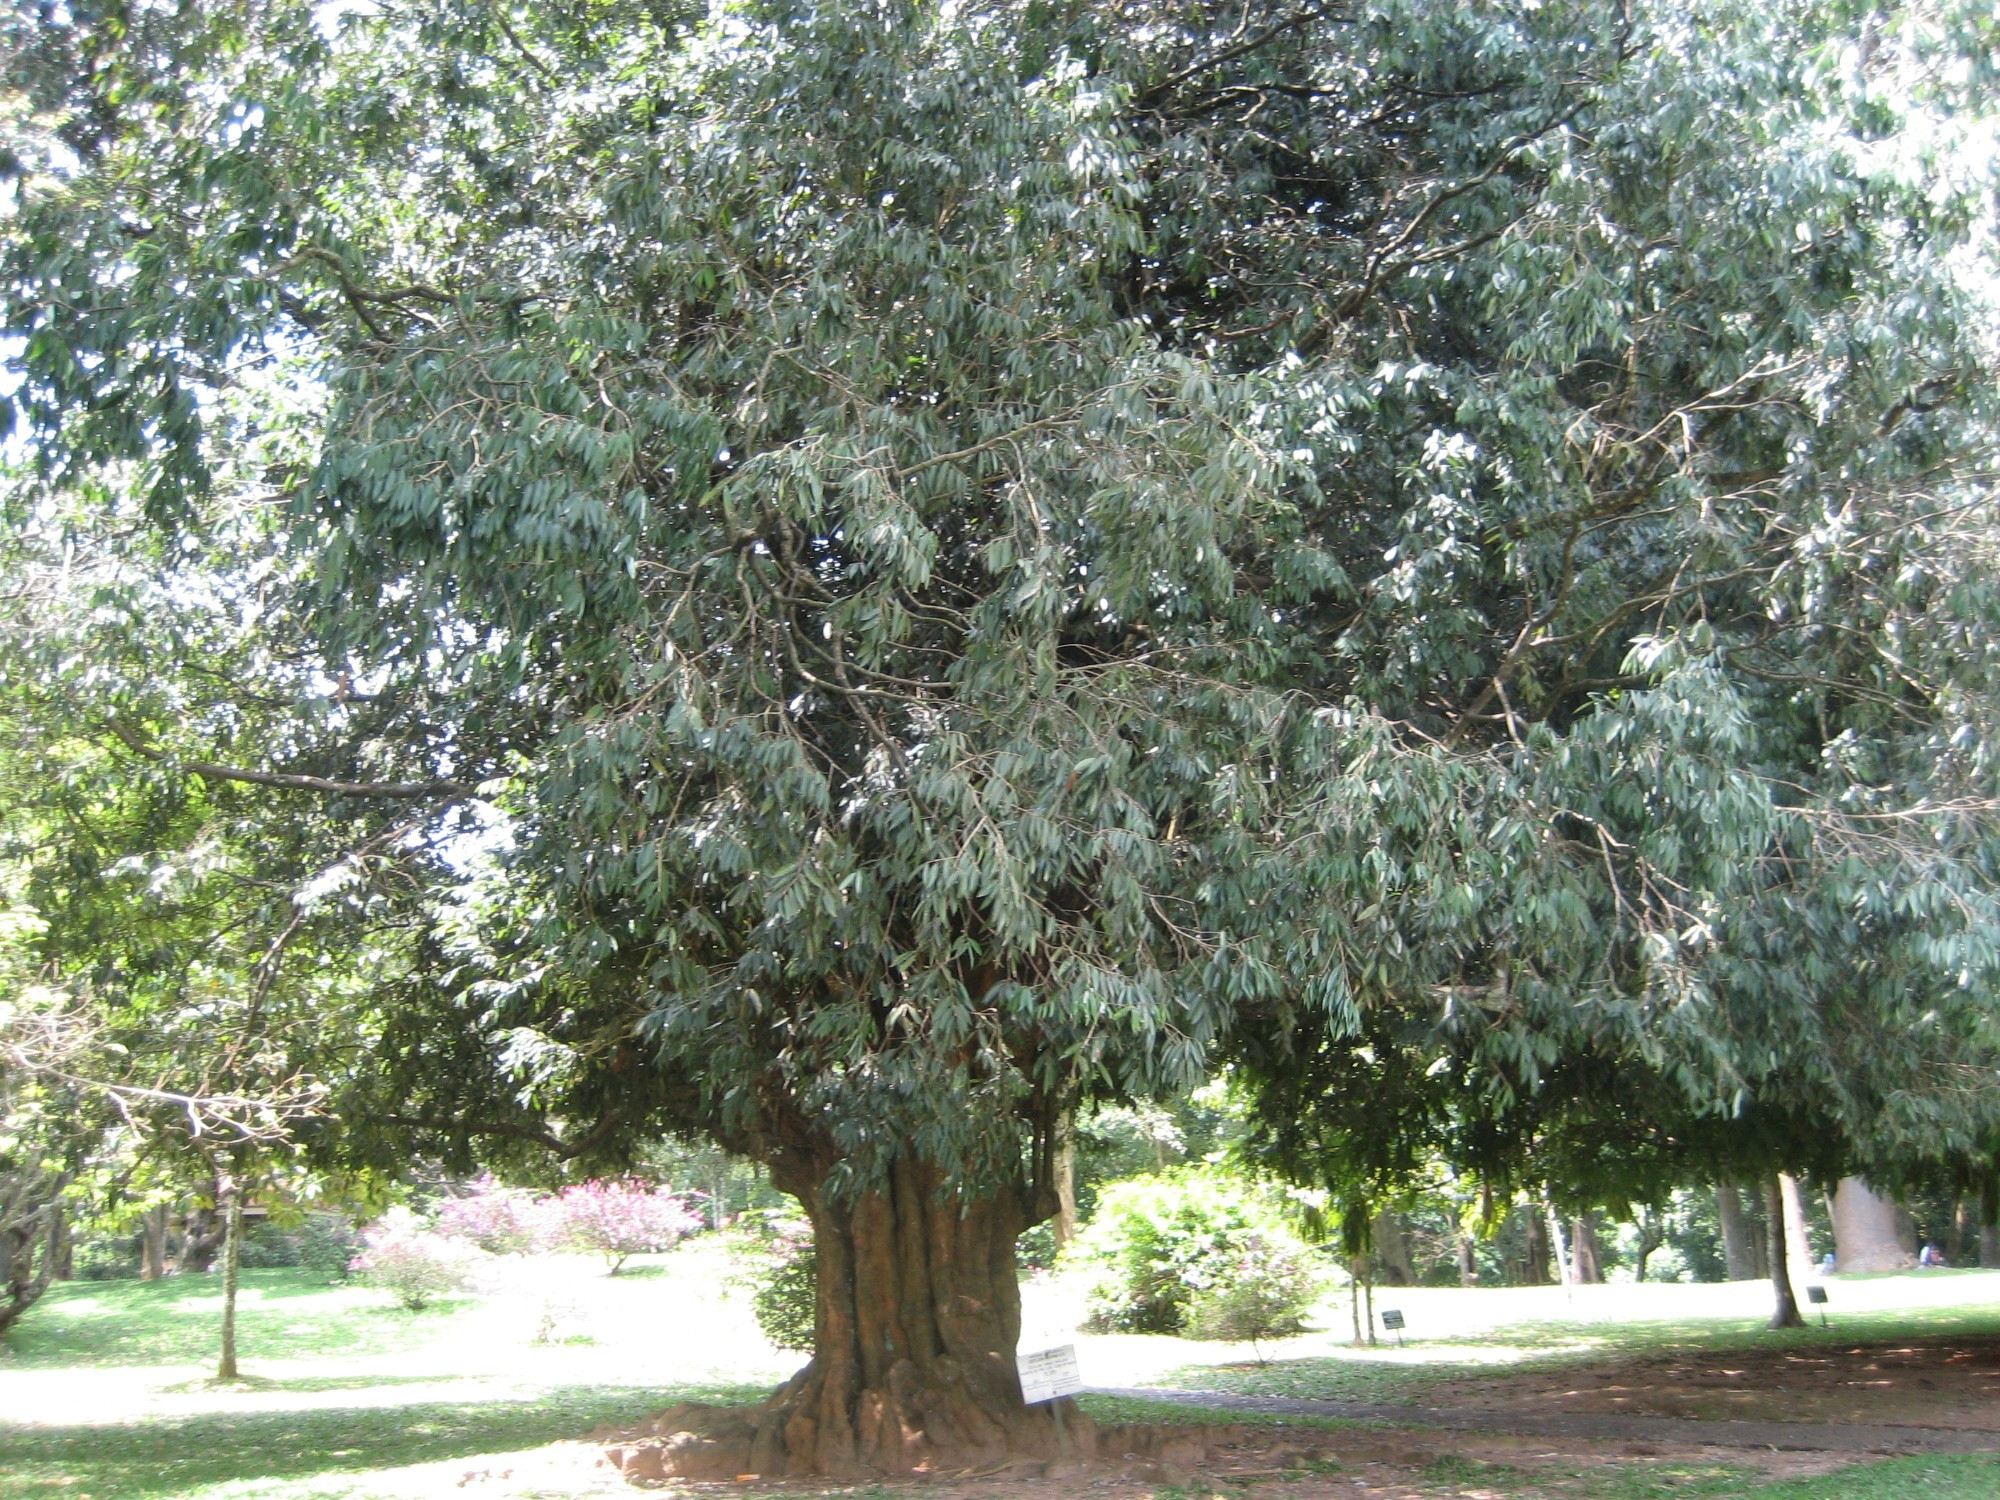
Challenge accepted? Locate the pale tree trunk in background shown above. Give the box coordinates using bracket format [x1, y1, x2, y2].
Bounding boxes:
[139, 1206, 170, 1280]
[1778, 1174, 1815, 1279]
[1544, 1202, 1574, 1292]
[1455, 1235, 1480, 1286]
[1050, 1124, 1078, 1254]
[1717, 1182, 1758, 1281]
[216, 1170, 244, 1380]
[1833, 1177, 1914, 1272]
[1371, 1209, 1414, 1286]
[1765, 1177, 1805, 1329]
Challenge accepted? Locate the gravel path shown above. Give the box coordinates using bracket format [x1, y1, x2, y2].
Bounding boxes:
[1095, 1386, 2000, 1455]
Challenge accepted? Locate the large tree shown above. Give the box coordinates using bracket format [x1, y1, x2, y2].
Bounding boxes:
[7, 0, 1998, 1475]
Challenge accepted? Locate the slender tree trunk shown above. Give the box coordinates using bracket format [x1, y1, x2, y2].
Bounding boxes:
[1832, 1177, 1912, 1272]
[1716, 1181, 1757, 1281]
[1949, 1198, 1973, 1268]
[1543, 1201, 1572, 1291]
[1633, 1211, 1664, 1284]
[619, 1159, 1085, 1478]
[1980, 1175, 2000, 1269]
[1765, 1177, 1806, 1329]
[216, 1171, 244, 1379]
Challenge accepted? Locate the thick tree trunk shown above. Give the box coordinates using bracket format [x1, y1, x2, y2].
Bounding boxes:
[1570, 1213, 1602, 1284]
[178, 1186, 226, 1275]
[1717, 1181, 1758, 1281]
[1371, 1210, 1414, 1287]
[1765, 1177, 1806, 1329]
[1832, 1177, 1913, 1272]
[1520, 1207, 1551, 1286]
[618, 1162, 1086, 1479]
[138, 1206, 170, 1281]
[0, 1201, 65, 1339]
[1454, 1235, 1479, 1287]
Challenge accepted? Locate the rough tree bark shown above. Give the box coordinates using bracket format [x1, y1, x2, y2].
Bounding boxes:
[618, 1156, 1088, 1479]
[1765, 1177, 1805, 1329]
[1716, 1181, 1758, 1281]
[1832, 1177, 1913, 1272]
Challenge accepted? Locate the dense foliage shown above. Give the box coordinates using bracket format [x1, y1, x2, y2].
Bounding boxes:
[4, 0, 1999, 1463]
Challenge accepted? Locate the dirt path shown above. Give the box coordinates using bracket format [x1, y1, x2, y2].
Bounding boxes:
[1100, 1384, 2000, 1454]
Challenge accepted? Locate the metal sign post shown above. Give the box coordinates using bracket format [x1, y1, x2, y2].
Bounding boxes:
[1806, 1285, 1829, 1328]
[1017, 1345, 1085, 1456]
[1379, 1309, 1406, 1347]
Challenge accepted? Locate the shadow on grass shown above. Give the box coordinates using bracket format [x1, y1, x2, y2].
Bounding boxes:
[0, 1381, 769, 1500]
[0, 1271, 469, 1370]
[1153, 1302, 2000, 1405]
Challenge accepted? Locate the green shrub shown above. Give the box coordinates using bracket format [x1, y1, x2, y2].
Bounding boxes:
[237, 1219, 306, 1268]
[728, 1212, 817, 1352]
[1066, 1175, 1311, 1335]
[71, 1236, 139, 1281]
[1184, 1233, 1324, 1358]
[296, 1213, 362, 1282]
[752, 1246, 818, 1351]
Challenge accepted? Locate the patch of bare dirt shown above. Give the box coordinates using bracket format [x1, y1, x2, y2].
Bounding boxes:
[435, 1420, 1862, 1500]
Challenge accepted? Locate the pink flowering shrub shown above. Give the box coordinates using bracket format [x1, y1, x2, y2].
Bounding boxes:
[348, 1211, 480, 1309]
[434, 1176, 548, 1254]
[551, 1179, 702, 1273]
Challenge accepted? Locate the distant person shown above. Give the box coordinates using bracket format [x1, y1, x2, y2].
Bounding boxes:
[1920, 1243, 1945, 1268]
[1820, 1252, 1836, 1277]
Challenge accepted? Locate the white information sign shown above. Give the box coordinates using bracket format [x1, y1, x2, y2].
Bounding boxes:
[1016, 1344, 1083, 1404]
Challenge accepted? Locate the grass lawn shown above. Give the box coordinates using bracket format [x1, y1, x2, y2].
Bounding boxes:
[5, 1255, 2000, 1499]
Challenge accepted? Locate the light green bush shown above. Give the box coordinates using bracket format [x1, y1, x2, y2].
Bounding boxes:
[1066, 1174, 1314, 1335]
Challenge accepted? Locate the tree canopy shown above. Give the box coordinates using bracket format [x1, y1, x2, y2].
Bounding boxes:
[5, 0, 1999, 1474]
